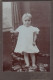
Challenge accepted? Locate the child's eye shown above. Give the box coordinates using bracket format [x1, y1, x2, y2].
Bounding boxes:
[25, 20, 31, 21]
[25, 20, 27, 21]
[28, 20, 31, 21]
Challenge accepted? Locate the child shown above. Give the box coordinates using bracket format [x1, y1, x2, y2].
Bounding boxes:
[11, 13, 40, 68]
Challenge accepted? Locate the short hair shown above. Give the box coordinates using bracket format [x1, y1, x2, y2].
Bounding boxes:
[22, 13, 32, 21]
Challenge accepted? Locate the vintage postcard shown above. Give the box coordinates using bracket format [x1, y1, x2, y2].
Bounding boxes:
[0, 0, 53, 80]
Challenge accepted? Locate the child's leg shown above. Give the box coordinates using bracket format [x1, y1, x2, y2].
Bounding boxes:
[30, 54, 37, 67]
[24, 53, 29, 66]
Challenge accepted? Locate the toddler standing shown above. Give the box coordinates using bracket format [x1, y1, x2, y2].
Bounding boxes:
[11, 13, 40, 68]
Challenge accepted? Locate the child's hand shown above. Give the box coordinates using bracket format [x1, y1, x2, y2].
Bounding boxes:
[33, 42, 36, 46]
[10, 29, 14, 33]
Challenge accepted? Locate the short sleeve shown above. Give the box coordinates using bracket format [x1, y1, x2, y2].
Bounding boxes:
[15, 26, 21, 32]
[33, 27, 40, 34]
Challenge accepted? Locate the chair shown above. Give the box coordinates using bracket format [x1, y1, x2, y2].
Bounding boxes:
[10, 33, 25, 71]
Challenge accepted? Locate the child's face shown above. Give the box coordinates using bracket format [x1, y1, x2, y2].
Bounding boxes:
[22, 17, 31, 27]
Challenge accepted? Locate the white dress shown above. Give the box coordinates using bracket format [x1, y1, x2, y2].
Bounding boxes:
[14, 25, 40, 54]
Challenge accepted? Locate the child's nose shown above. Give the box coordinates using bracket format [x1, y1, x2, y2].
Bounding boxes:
[27, 21, 29, 23]
[26, 21, 28, 23]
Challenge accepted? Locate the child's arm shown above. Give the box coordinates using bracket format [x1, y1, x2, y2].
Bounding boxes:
[33, 32, 37, 42]
[10, 29, 19, 33]
[33, 27, 40, 46]
[33, 32, 37, 46]
[10, 26, 21, 33]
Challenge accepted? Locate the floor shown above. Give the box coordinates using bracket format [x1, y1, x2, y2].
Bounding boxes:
[10, 52, 50, 72]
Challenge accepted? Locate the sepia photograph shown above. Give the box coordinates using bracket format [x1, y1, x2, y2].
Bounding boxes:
[2, 1, 51, 72]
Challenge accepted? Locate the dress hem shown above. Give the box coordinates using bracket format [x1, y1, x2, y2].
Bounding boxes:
[14, 51, 40, 54]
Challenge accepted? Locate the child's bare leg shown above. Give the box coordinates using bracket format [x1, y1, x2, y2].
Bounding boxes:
[30, 54, 37, 67]
[24, 53, 29, 66]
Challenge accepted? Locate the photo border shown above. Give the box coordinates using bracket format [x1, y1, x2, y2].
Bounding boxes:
[0, 0, 53, 80]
